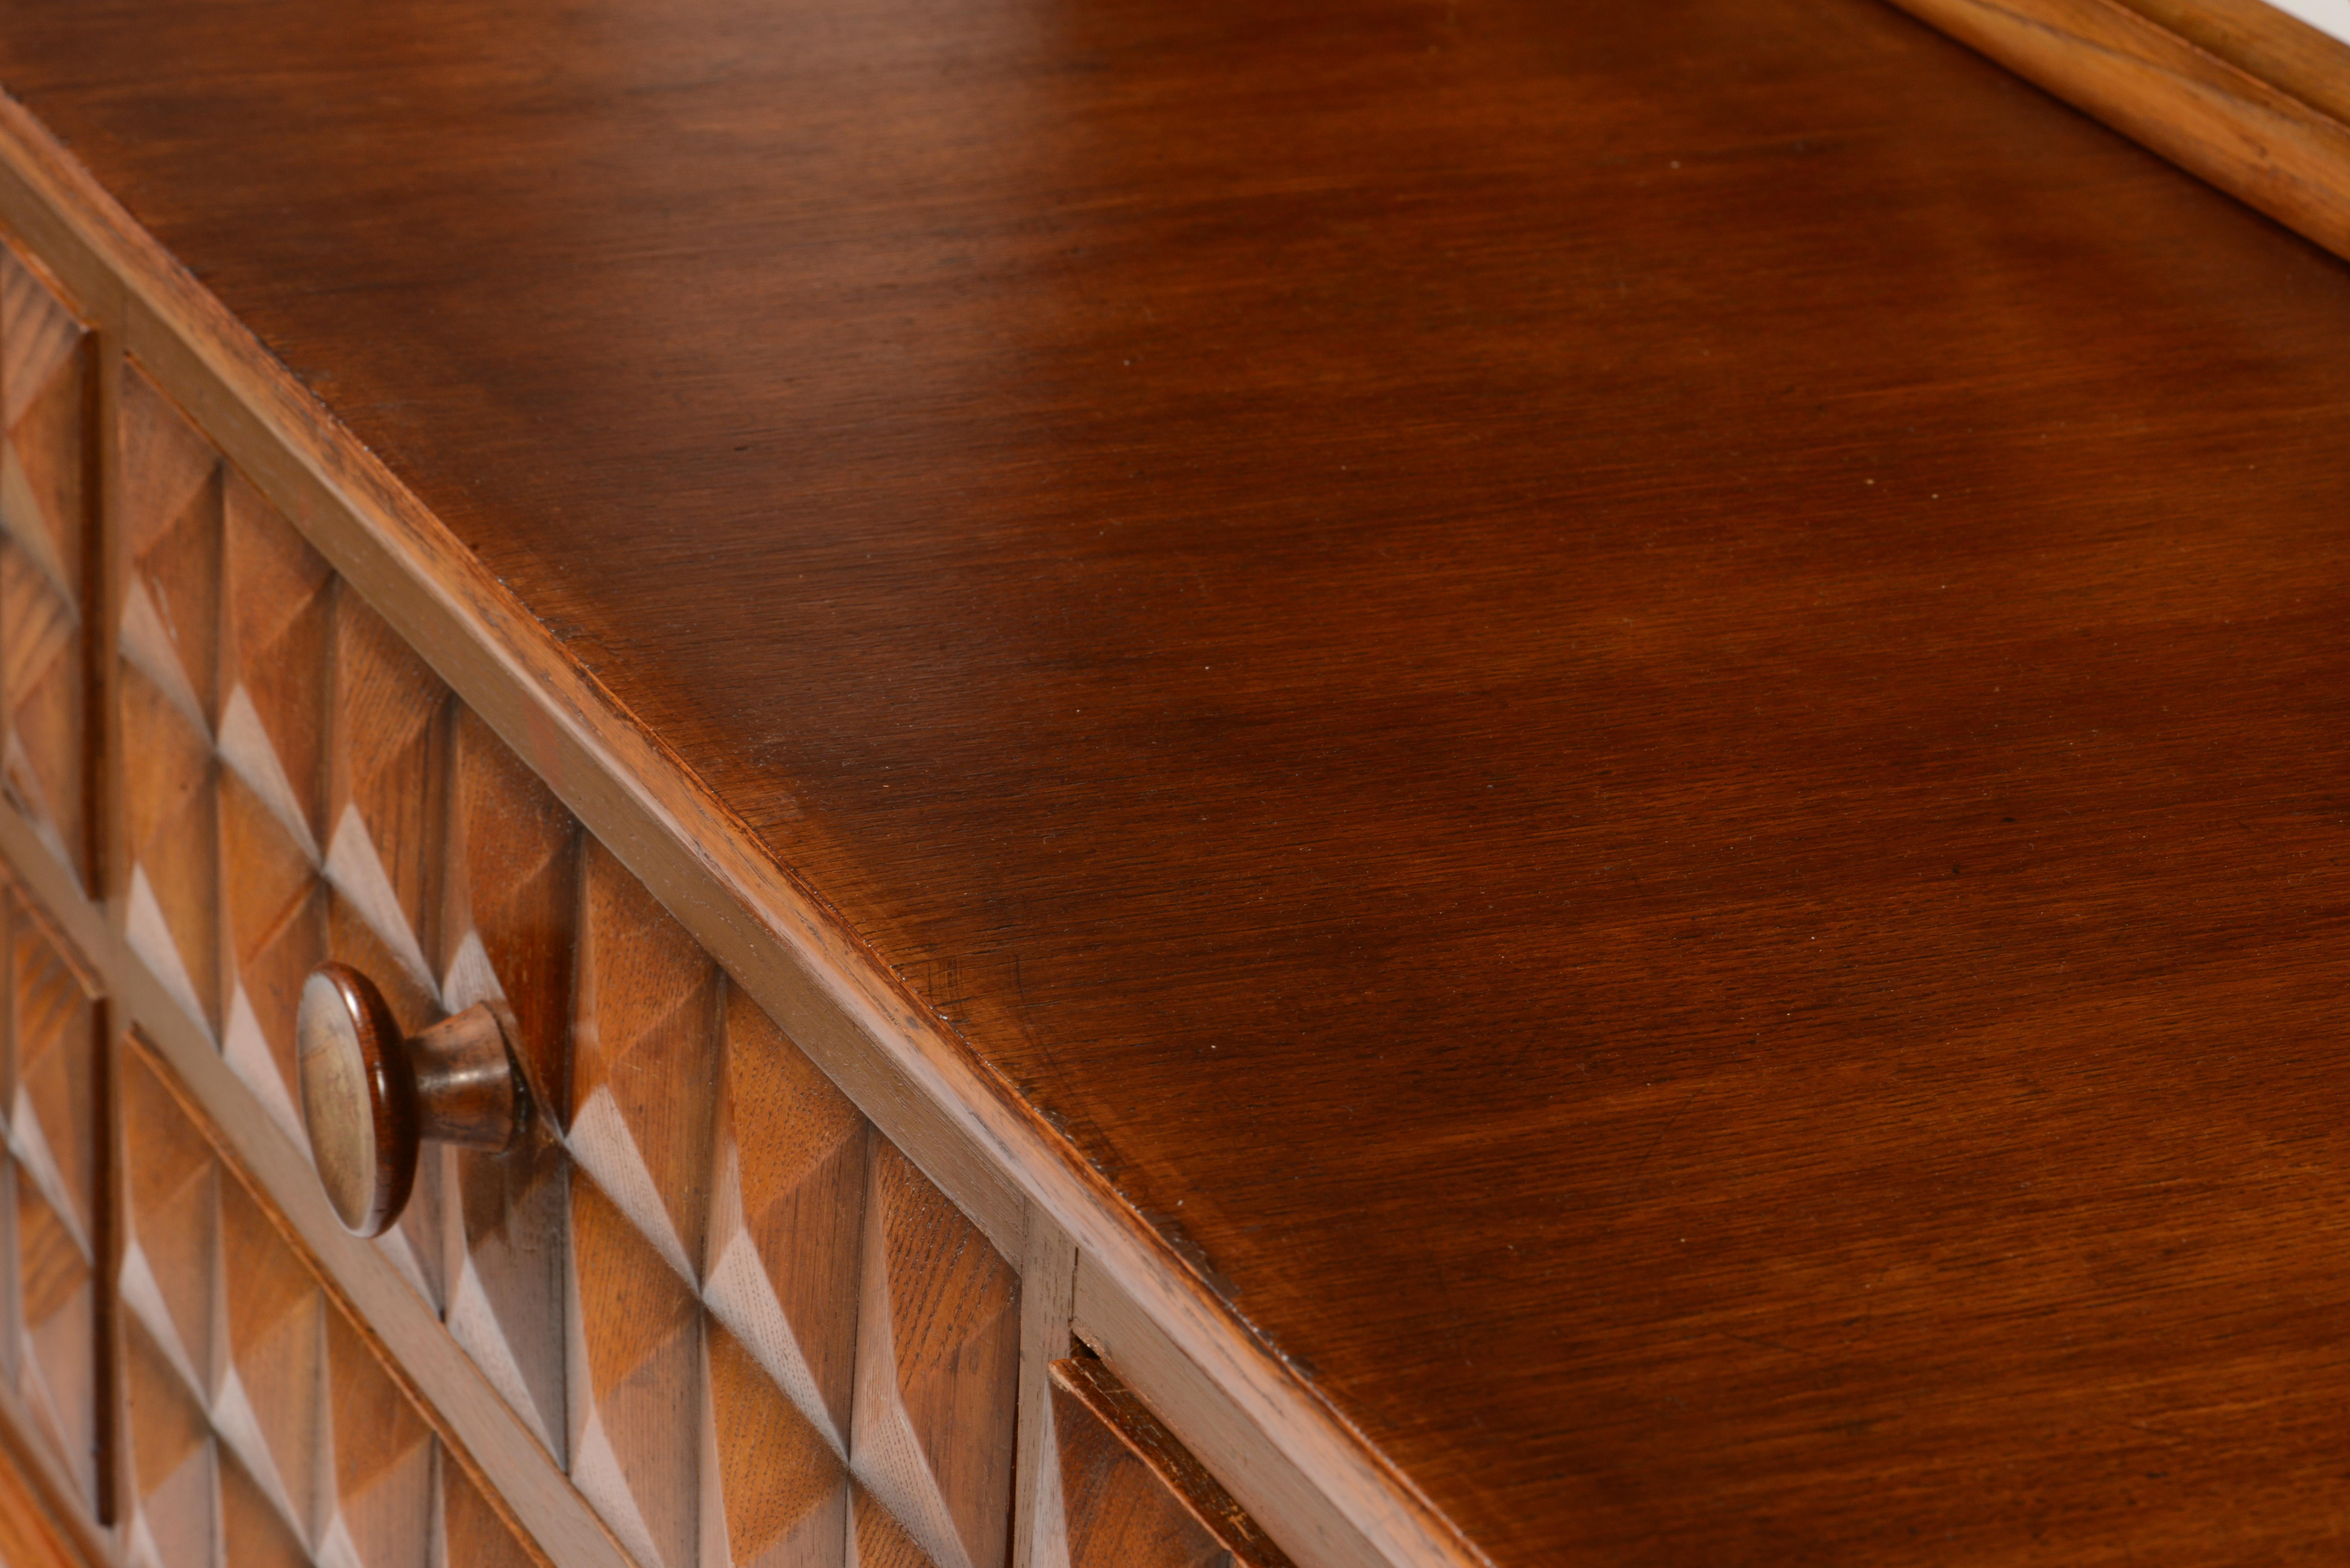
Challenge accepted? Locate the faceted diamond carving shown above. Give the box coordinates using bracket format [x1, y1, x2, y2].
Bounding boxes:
[217, 1173, 324, 1549]
[849, 1143, 1019, 1568]
[327, 595, 446, 1002]
[439, 1454, 541, 1568]
[218, 482, 334, 1150]
[443, 706, 574, 1097]
[568, 1174, 700, 1568]
[321, 1308, 435, 1568]
[119, 1042, 542, 1568]
[123, 1313, 219, 1568]
[439, 709, 576, 1459]
[704, 984, 867, 1452]
[0, 241, 88, 885]
[1043, 1365, 1268, 1568]
[572, 842, 716, 1284]
[847, 1483, 937, 1568]
[0, 884, 102, 1509]
[702, 1316, 846, 1568]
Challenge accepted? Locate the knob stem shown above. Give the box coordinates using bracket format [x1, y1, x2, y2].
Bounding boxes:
[410, 1006, 520, 1151]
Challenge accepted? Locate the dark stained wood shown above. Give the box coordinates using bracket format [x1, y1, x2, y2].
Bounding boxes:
[6, 0, 2350, 1562]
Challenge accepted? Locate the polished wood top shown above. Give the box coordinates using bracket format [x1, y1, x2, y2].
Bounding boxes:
[11, 0, 2350, 1558]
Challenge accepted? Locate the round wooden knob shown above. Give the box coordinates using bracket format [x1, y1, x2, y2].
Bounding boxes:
[295, 963, 524, 1237]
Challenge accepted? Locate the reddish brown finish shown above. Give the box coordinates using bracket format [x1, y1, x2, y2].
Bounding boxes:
[5, 0, 2350, 1562]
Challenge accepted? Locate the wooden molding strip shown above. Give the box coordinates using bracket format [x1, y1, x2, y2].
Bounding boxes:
[0, 87, 1486, 1568]
[1880, 0, 2350, 262]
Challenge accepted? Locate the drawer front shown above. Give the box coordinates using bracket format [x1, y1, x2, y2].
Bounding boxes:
[118, 1034, 537, 1568]
[111, 368, 1021, 1568]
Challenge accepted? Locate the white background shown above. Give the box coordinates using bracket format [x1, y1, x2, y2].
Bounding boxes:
[2262, 0, 2350, 43]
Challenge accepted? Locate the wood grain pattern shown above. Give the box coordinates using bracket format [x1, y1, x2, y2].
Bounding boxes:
[117, 367, 220, 1047]
[846, 1483, 936, 1568]
[441, 705, 574, 1465]
[571, 840, 717, 1290]
[1069, 1262, 1384, 1568]
[706, 984, 866, 1455]
[1884, 0, 2350, 259]
[702, 1316, 847, 1568]
[8, 0, 2350, 1562]
[850, 1142, 1017, 1568]
[566, 1172, 699, 1568]
[1010, 1212, 1075, 1568]
[0, 57, 1386, 1568]
[0, 42, 1459, 1568]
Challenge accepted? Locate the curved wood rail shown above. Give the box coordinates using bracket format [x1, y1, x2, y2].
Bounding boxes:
[1884, 0, 2350, 260]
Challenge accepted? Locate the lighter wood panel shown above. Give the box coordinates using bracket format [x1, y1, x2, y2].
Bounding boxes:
[702, 1316, 845, 1568]
[850, 1143, 1017, 1568]
[0, 239, 87, 890]
[1, 884, 100, 1512]
[706, 984, 866, 1453]
[567, 1174, 699, 1568]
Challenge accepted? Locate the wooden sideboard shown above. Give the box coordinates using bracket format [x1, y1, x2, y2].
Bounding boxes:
[1, 0, 2349, 1564]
